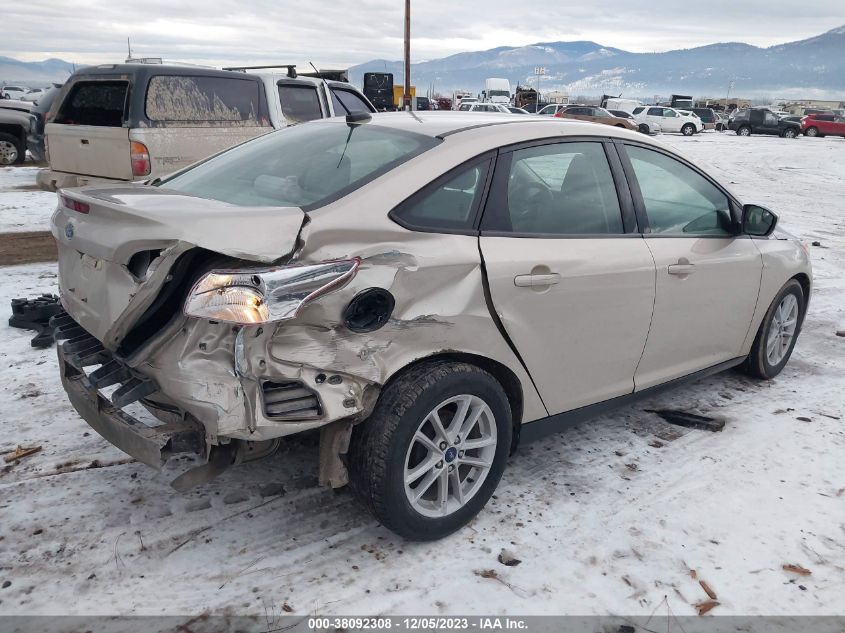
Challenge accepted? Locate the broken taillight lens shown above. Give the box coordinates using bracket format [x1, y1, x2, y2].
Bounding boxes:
[184, 258, 360, 325]
[130, 140, 151, 177]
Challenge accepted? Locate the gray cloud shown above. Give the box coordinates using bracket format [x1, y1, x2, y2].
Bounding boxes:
[3, 0, 843, 67]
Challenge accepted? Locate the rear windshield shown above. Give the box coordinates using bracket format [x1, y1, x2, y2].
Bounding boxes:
[146, 75, 262, 124]
[158, 122, 440, 210]
[55, 80, 128, 126]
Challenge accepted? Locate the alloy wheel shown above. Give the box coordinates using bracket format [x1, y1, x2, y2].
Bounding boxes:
[0, 140, 18, 165]
[403, 394, 497, 518]
[766, 294, 799, 366]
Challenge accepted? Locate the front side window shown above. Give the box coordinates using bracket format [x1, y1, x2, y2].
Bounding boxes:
[392, 160, 490, 231]
[626, 145, 732, 236]
[764, 112, 779, 125]
[278, 84, 323, 124]
[146, 75, 263, 124]
[330, 88, 371, 116]
[483, 142, 624, 235]
[459, 103, 472, 111]
[55, 81, 128, 127]
[159, 123, 440, 209]
[663, 109, 679, 118]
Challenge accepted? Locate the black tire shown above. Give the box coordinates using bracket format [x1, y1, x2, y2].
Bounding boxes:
[741, 280, 805, 380]
[681, 123, 695, 136]
[737, 126, 752, 137]
[782, 128, 798, 139]
[638, 123, 650, 134]
[805, 126, 819, 138]
[0, 131, 24, 165]
[348, 360, 512, 541]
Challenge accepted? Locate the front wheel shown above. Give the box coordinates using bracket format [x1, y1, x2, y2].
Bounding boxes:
[681, 123, 695, 136]
[348, 361, 512, 540]
[638, 123, 650, 134]
[741, 280, 805, 380]
[737, 126, 752, 136]
[0, 132, 23, 165]
[782, 128, 798, 139]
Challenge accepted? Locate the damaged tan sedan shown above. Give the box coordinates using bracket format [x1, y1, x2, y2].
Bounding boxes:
[50, 112, 811, 540]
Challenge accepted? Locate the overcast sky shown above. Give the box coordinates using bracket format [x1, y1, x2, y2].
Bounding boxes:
[4, 1, 843, 67]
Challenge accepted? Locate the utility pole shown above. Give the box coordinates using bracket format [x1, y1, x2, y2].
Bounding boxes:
[403, 0, 411, 110]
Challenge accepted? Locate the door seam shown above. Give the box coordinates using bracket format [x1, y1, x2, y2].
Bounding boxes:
[476, 239, 550, 417]
[631, 236, 658, 393]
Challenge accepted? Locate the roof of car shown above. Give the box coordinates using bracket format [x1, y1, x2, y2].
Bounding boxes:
[312, 111, 649, 142]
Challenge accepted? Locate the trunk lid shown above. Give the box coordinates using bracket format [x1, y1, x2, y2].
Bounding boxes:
[51, 185, 306, 348]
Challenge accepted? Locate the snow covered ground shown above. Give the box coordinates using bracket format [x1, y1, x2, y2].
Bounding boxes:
[0, 166, 55, 234]
[0, 133, 843, 619]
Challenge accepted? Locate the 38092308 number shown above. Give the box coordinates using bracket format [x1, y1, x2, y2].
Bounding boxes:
[308, 617, 394, 630]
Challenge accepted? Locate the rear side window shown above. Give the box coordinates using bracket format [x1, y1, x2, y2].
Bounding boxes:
[278, 84, 323, 124]
[55, 81, 128, 126]
[483, 142, 624, 235]
[146, 75, 262, 124]
[647, 107, 662, 116]
[330, 88, 371, 116]
[391, 160, 491, 232]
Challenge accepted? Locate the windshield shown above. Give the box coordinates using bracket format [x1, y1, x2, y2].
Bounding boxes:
[488, 90, 509, 97]
[159, 122, 440, 210]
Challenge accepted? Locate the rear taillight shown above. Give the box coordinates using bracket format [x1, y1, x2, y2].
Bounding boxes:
[130, 140, 151, 177]
[61, 195, 90, 214]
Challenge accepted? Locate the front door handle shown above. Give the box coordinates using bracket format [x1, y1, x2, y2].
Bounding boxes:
[514, 273, 561, 287]
[667, 263, 695, 276]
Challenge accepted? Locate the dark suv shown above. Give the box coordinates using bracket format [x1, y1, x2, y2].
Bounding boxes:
[729, 108, 800, 138]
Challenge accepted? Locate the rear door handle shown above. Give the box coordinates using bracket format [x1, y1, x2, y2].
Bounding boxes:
[514, 273, 561, 287]
[667, 263, 695, 276]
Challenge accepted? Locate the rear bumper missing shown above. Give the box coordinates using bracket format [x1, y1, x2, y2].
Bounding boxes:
[53, 312, 203, 468]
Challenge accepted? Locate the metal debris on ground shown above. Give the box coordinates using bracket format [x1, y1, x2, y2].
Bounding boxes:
[8, 294, 62, 347]
[4, 445, 42, 463]
[645, 409, 726, 432]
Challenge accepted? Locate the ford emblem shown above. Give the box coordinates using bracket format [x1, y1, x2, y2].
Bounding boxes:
[64, 223, 74, 240]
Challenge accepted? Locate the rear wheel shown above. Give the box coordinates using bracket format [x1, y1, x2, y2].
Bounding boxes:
[741, 280, 804, 380]
[805, 126, 819, 137]
[0, 132, 23, 165]
[737, 126, 752, 137]
[681, 123, 695, 136]
[348, 361, 512, 541]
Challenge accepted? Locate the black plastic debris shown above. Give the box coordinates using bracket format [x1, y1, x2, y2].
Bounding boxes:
[8, 294, 63, 348]
[645, 409, 726, 432]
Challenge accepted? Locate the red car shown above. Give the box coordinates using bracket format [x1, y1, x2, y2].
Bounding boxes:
[801, 113, 845, 138]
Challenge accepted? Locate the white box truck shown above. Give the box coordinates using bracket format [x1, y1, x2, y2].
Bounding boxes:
[483, 78, 511, 104]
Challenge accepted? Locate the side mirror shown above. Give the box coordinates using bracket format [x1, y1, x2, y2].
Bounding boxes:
[742, 204, 778, 237]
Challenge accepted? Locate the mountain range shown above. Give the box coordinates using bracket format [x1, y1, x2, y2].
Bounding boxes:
[348, 25, 845, 99]
[3, 25, 844, 99]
